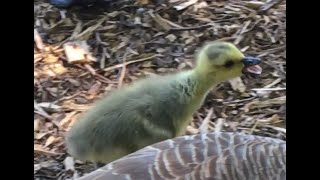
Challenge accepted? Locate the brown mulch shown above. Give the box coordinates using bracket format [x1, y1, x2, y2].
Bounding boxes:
[34, 0, 286, 179]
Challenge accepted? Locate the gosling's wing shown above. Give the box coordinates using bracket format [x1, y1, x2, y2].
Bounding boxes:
[77, 132, 286, 180]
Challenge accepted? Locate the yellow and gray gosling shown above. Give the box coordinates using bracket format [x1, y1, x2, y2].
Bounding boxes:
[65, 41, 262, 168]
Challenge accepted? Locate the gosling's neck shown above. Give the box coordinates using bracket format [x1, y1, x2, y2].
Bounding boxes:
[190, 66, 222, 95]
[175, 66, 221, 99]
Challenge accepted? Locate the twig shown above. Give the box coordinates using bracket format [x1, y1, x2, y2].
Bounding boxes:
[72, 16, 107, 41]
[70, 21, 83, 40]
[234, 20, 251, 45]
[251, 87, 286, 91]
[53, 92, 82, 104]
[118, 50, 128, 88]
[95, 74, 118, 84]
[223, 97, 256, 104]
[238, 127, 259, 133]
[213, 36, 237, 43]
[249, 120, 259, 135]
[100, 47, 107, 69]
[156, 24, 213, 38]
[264, 78, 282, 88]
[157, 15, 183, 29]
[142, 42, 182, 46]
[84, 64, 96, 76]
[74, 64, 115, 83]
[103, 54, 158, 72]
[259, 0, 285, 13]
[34, 147, 63, 156]
[199, 108, 214, 134]
[260, 124, 286, 134]
[148, 11, 171, 31]
[169, 24, 212, 32]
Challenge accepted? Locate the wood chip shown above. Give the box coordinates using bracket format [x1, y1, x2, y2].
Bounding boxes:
[63, 41, 96, 64]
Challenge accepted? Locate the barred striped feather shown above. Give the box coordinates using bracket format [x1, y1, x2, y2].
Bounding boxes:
[77, 132, 286, 180]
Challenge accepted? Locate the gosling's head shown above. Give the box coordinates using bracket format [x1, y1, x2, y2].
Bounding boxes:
[195, 41, 262, 81]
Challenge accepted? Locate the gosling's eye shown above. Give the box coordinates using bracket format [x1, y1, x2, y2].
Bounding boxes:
[224, 61, 234, 68]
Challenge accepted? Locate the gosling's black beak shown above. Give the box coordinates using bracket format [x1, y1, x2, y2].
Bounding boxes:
[241, 56, 262, 77]
[241, 57, 261, 66]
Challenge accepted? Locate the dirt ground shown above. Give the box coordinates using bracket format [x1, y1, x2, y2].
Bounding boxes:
[34, 0, 286, 179]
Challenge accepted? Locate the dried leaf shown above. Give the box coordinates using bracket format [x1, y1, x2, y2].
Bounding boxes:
[35, 133, 48, 140]
[148, 12, 171, 31]
[44, 136, 56, 147]
[59, 111, 78, 128]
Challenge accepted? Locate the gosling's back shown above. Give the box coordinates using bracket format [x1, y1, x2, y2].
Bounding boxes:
[65, 71, 206, 163]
